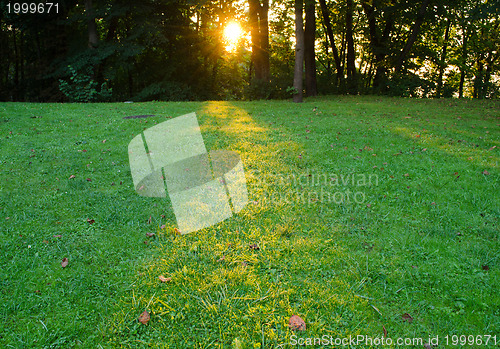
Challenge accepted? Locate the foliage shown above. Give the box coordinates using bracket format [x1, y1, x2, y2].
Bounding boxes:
[59, 65, 112, 102]
[0, 0, 499, 101]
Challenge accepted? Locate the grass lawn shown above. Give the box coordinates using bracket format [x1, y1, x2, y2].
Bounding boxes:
[0, 96, 499, 348]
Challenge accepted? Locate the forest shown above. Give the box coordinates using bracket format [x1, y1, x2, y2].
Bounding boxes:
[0, 0, 499, 102]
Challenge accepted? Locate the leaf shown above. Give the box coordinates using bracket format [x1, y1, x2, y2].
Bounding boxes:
[61, 258, 69, 268]
[138, 310, 150, 325]
[158, 275, 172, 283]
[69, 175, 76, 179]
[86, 178, 92, 182]
[87, 218, 95, 224]
[482, 170, 490, 175]
[383, 326, 387, 337]
[402, 313, 413, 323]
[147, 215, 152, 224]
[482, 265, 490, 271]
[53, 234, 62, 238]
[249, 243, 260, 250]
[288, 315, 306, 331]
[160, 224, 166, 230]
[424, 343, 432, 349]
[146, 232, 155, 237]
[217, 255, 225, 262]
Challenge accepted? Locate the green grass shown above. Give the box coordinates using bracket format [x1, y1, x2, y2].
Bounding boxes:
[0, 96, 498, 348]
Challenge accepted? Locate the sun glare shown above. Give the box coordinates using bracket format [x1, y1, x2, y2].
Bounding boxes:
[223, 21, 243, 52]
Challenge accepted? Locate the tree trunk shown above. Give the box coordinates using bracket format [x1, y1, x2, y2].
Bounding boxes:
[259, 0, 270, 82]
[13, 26, 19, 101]
[318, 0, 343, 86]
[293, 0, 305, 103]
[345, 0, 357, 93]
[459, 14, 468, 98]
[85, 0, 99, 48]
[304, 0, 317, 97]
[436, 18, 451, 98]
[394, 0, 430, 73]
[249, 0, 270, 82]
[361, 1, 393, 90]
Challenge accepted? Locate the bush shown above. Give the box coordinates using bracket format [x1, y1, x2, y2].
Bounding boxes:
[59, 65, 112, 102]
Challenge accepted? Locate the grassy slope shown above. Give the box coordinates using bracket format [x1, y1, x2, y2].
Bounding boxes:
[0, 96, 498, 348]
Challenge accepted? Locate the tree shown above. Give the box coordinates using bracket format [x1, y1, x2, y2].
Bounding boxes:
[345, 0, 357, 93]
[318, 0, 343, 87]
[249, 0, 270, 82]
[293, 0, 305, 102]
[304, 0, 317, 96]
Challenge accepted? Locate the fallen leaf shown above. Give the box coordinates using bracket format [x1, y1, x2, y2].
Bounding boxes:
[482, 170, 490, 175]
[160, 224, 166, 230]
[173, 228, 181, 235]
[424, 343, 432, 349]
[138, 310, 150, 325]
[146, 232, 155, 237]
[148, 216, 152, 224]
[404, 173, 409, 177]
[87, 218, 95, 224]
[61, 258, 69, 268]
[288, 315, 306, 331]
[86, 178, 91, 182]
[53, 234, 62, 238]
[217, 255, 225, 262]
[402, 313, 413, 323]
[488, 146, 496, 151]
[69, 175, 76, 179]
[482, 265, 490, 271]
[383, 326, 387, 337]
[249, 244, 260, 250]
[158, 275, 172, 283]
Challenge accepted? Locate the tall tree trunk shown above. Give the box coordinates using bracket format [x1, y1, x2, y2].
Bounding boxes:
[345, 0, 357, 93]
[249, 0, 270, 82]
[85, 0, 98, 48]
[361, 1, 393, 90]
[304, 0, 317, 97]
[436, 18, 451, 98]
[293, 0, 305, 103]
[13, 26, 19, 101]
[394, 0, 430, 73]
[459, 15, 468, 98]
[473, 55, 484, 99]
[318, 0, 343, 86]
[259, 0, 270, 82]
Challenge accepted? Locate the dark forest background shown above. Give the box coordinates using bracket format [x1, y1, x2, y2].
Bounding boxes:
[0, 0, 499, 102]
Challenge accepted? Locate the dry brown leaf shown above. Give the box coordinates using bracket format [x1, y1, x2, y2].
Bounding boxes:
[249, 244, 260, 250]
[424, 343, 432, 349]
[289, 315, 306, 331]
[146, 232, 155, 238]
[148, 216, 152, 224]
[402, 313, 413, 323]
[69, 175, 76, 179]
[61, 258, 69, 268]
[53, 234, 62, 238]
[158, 275, 172, 283]
[482, 170, 490, 175]
[138, 310, 150, 325]
[383, 326, 388, 337]
[87, 218, 95, 224]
